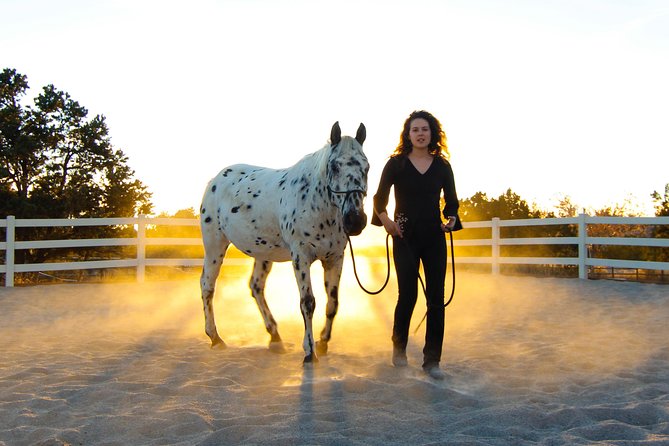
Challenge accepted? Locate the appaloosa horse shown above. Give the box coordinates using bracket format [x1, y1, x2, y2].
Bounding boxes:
[199, 122, 368, 363]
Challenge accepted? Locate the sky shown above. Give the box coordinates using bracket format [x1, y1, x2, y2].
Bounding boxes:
[2, 0, 669, 217]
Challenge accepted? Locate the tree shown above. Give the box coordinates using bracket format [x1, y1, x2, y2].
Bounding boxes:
[458, 191, 493, 222]
[0, 68, 152, 219]
[1, 68, 153, 269]
[651, 184, 669, 217]
[555, 195, 579, 218]
[651, 184, 669, 253]
[459, 188, 537, 221]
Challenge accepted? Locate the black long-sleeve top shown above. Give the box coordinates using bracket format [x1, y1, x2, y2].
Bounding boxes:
[371, 155, 460, 230]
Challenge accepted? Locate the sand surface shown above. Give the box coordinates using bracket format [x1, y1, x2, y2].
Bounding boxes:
[2, 263, 669, 445]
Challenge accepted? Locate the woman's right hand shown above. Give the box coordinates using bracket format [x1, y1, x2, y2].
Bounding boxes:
[381, 215, 403, 238]
[386, 220, 403, 238]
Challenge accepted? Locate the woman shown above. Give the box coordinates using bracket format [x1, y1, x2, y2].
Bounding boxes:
[372, 110, 461, 380]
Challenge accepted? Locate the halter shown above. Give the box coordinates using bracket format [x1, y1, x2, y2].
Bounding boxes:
[326, 185, 366, 209]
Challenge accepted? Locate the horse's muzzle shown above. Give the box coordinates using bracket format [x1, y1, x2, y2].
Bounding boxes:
[344, 210, 367, 236]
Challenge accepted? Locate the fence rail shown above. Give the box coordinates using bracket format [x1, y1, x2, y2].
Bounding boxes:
[2, 214, 669, 287]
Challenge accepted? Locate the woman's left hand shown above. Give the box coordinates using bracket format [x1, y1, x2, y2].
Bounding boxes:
[441, 216, 457, 232]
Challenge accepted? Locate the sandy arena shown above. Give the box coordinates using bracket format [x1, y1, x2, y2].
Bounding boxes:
[1, 263, 669, 445]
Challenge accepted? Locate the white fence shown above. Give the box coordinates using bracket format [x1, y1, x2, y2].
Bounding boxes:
[0, 215, 204, 287]
[456, 215, 669, 279]
[1, 214, 669, 287]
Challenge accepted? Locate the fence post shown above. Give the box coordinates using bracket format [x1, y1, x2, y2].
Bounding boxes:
[492, 217, 500, 275]
[5, 216, 15, 287]
[578, 213, 587, 279]
[137, 214, 146, 282]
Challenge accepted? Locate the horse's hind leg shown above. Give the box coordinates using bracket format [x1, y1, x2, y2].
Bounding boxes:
[200, 234, 229, 349]
[317, 257, 344, 356]
[250, 260, 285, 353]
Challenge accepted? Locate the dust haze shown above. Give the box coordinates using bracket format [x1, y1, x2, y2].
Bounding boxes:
[2, 260, 666, 387]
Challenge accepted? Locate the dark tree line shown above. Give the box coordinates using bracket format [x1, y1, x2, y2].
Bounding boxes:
[456, 185, 669, 270]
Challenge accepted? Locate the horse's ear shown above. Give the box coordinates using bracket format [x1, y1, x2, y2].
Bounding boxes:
[355, 123, 366, 146]
[330, 121, 342, 146]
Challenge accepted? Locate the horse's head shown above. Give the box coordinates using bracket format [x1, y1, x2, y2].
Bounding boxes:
[327, 121, 369, 236]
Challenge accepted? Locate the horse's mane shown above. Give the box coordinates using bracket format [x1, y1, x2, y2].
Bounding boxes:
[294, 142, 331, 176]
[313, 143, 332, 174]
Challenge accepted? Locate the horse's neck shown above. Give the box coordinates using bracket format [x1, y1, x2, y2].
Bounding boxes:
[290, 146, 338, 208]
[292, 167, 338, 212]
[307, 176, 335, 208]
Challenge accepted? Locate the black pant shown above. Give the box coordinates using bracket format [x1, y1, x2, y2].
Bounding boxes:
[391, 227, 446, 368]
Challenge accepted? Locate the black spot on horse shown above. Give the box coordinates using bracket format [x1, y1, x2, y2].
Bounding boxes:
[231, 206, 240, 213]
[205, 216, 212, 223]
[211, 184, 217, 192]
[329, 162, 340, 175]
[302, 293, 316, 315]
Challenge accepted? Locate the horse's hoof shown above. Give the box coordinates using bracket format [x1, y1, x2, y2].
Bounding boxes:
[210, 338, 227, 349]
[315, 340, 328, 356]
[269, 341, 287, 354]
[303, 353, 319, 364]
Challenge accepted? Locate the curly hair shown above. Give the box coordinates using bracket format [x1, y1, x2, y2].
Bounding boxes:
[392, 110, 449, 160]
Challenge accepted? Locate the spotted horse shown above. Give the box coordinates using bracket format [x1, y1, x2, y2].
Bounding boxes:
[199, 122, 368, 363]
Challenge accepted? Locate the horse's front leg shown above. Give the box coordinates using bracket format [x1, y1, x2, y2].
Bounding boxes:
[316, 256, 344, 356]
[292, 252, 318, 363]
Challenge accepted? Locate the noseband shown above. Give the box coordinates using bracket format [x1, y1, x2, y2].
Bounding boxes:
[327, 185, 366, 209]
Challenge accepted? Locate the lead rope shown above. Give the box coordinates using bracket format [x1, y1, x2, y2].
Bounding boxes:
[347, 231, 456, 334]
[346, 233, 391, 295]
